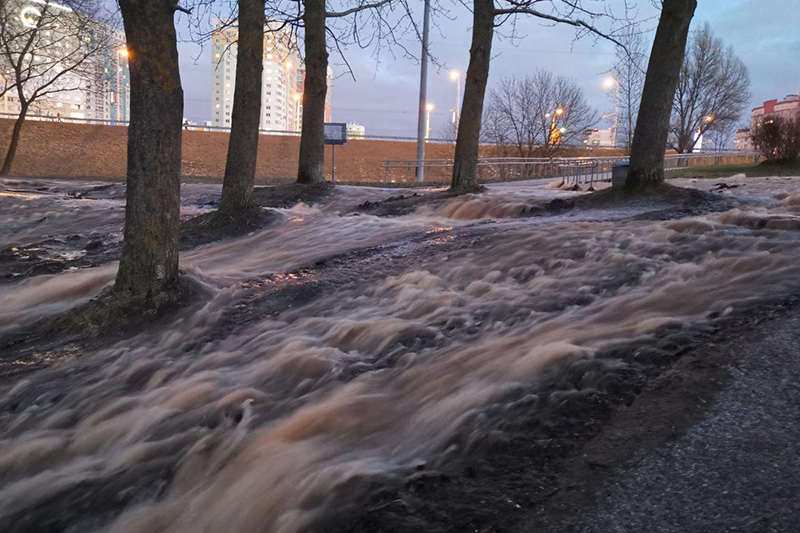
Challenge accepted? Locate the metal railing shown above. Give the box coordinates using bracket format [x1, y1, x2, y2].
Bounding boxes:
[380, 151, 763, 184]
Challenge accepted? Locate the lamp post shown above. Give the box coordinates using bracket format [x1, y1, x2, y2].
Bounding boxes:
[603, 77, 619, 149]
[449, 70, 461, 131]
[415, 0, 432, 182]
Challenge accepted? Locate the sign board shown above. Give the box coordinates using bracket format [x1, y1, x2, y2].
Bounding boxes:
[323, 122, 347, 145]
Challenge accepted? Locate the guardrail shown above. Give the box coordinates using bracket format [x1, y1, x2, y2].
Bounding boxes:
[380, 152, 763, 184]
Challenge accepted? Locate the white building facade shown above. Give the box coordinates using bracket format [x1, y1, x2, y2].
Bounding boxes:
[346, 123, 365, 139]
[211, 20, 333, 132]
[0, 0, 129, 122]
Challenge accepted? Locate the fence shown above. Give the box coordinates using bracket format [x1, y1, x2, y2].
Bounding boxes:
[380, 151, 764, 184]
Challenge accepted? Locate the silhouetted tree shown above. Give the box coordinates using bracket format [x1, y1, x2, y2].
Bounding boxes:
[451, 0, 624, 193]
[218, 0, 267, 212]
[669, 23, 750, 154]
[611, 27, 647, 151]
[295, 0, 401, 185]
[624, 0, 697, 192]
[484, 71, 597, 158]
[752, 116, 800, 164]
[114, 0, 185, 299]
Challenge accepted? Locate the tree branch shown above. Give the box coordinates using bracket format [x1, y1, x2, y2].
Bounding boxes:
[326, 0, 394, 19]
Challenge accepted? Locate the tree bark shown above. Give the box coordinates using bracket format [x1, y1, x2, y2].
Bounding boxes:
[219, 0, 266, 212]
[114, 0, 184, 299]
[450, 0, 494, 193]
[0, 101, 28, 176]
[296, 0, 328, 185]
[624, 0, 697, 191]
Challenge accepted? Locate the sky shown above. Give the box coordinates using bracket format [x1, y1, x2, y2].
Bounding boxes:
[174, 0, 800, 139]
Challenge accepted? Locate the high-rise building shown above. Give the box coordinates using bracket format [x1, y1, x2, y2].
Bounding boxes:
[295, 65, 334, 124]
[0, 0, 129, 122]
[211, 20, 333, 132]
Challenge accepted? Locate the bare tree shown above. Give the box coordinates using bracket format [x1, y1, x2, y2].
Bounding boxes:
[611, 27, 647, 151]
[0, 0, 115, 176]
[624, 0, 696, 192]
[669, 23, 750, 154]
[217, 0, 266, 213]
[292, 0, 412, 185]
[450, 0, 625, 193]
[114, 0, 184, 300]
[484, 71, 597, 159]
[706, 121, 736, 152]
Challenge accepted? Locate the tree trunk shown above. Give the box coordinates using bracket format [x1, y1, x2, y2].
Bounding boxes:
[0, 102, 28, 176]
[219, 0, 266, 212]
[450, 0, 494, 193]
[296, 0, 328, 185]
[624, 0, 697, 191]
[114, 0, 183, 299]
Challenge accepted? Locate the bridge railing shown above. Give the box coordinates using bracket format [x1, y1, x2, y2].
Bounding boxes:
[379, 152, 763, 184]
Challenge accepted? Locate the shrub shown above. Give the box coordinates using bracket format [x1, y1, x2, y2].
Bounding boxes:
[751, 115, 800, 163]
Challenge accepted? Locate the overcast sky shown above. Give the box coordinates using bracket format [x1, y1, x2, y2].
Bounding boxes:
[174, 0, 800, 138]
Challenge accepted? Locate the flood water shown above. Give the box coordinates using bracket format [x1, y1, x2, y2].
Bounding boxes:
[2, 175, 800, 532]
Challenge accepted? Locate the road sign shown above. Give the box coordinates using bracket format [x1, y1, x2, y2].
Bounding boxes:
[324, 123, 347, 145]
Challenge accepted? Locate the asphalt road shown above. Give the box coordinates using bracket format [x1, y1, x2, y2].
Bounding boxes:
[516, 305, 800, 533]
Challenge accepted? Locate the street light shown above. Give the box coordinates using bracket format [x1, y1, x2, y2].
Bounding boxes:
[603, 76, 620, 148]
[118, 47, 129, 58]
[549, 107, 565, 144]
[425, 103, 434, 140]
[449, 70, 461, 131]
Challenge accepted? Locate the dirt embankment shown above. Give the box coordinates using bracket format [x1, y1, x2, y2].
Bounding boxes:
[0, 118, 625, 185]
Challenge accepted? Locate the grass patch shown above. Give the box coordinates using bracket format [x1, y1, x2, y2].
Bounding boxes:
[667, 160, 800, 180]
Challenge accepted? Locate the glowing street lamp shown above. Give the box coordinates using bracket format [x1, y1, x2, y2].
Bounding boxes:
[449, 70, 461, 130]
[549, 107, 565, 144]
[118, 47, 129, 58]
[20, 6, 41, 28]
[603, 76, 620, 148]
[425, 103, 434, 141]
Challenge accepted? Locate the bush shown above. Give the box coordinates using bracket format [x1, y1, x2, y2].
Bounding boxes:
[751, 115, 800, 163]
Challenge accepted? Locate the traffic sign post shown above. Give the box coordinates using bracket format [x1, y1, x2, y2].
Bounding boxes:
[324, 122, 347, 184]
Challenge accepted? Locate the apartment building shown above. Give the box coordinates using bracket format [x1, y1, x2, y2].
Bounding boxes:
[211, 20, 333, 132]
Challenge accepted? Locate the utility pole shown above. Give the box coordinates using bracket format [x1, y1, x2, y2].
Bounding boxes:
[415, 0, 431, 183]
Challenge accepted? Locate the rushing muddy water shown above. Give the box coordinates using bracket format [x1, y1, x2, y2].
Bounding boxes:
[2, 175, 800, 532]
